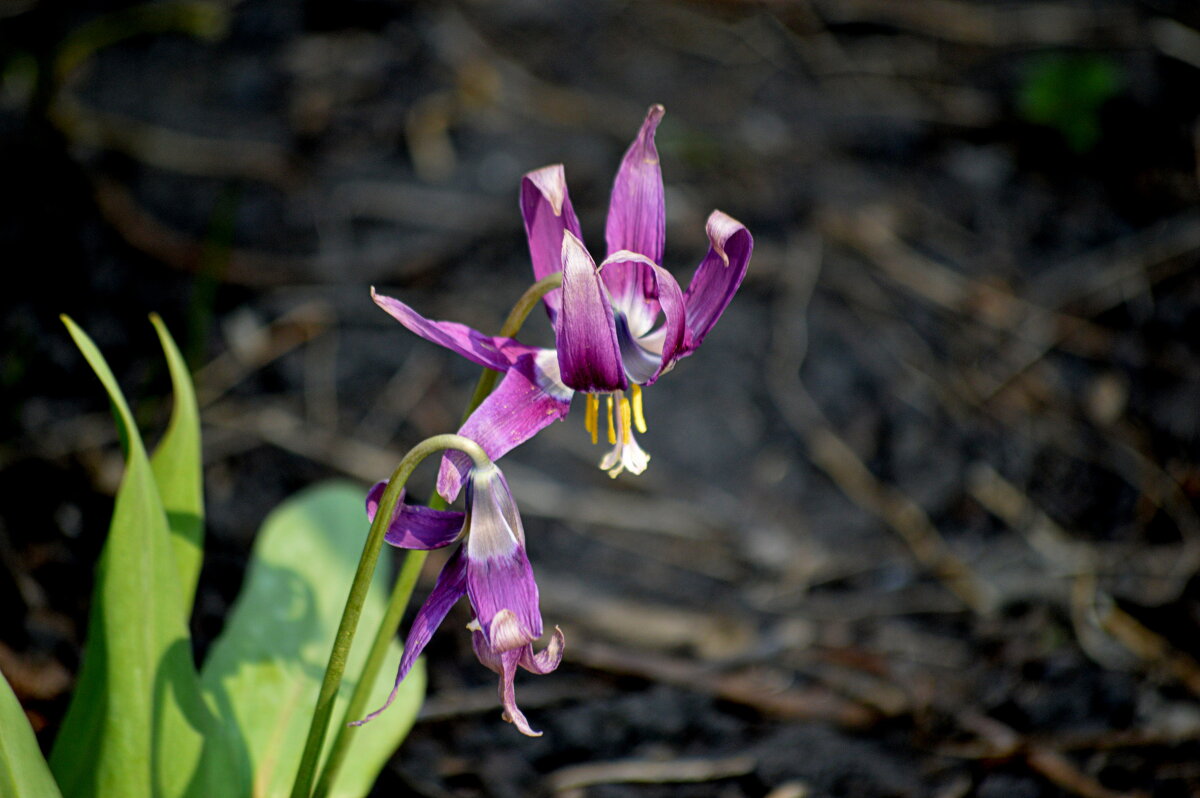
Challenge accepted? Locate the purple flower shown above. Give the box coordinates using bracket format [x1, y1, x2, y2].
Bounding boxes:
[353, 464, 563, 737]
[373, 104, 753, 491]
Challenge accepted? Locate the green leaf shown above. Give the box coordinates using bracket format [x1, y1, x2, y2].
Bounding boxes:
[148, 314, 205, 615]
[200, 482, 424, 798]
[49, 316, 241, 798]
[0, 672, 63, 798]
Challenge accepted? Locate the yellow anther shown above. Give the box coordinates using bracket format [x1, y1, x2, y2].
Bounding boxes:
[585, 394, 599, 444]
[605, 395, 616, 445]
[630, 384, 647, 434]
[619, 398, 633, 445]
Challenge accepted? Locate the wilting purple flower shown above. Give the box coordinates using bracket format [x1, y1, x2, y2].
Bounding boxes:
[373, 104, 753, 492]
[352, 464, 563, 737]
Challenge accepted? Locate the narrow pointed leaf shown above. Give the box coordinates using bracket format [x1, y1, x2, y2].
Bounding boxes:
[0, 672, 63, 798]
[200, 482, 424, 798]
[49, 316, 240, 798]
[148, 314, 205, 615]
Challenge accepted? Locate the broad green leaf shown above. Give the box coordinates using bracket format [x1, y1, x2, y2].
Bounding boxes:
[148, 314, 205, 614]
[200, 482, 424, 798]
[49, 316, 242, 798]
[0, 672, 63, 798]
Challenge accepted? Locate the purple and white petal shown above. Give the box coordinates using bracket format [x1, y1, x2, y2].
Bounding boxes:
[602, 106, 667, 328]
[556, 232, 628, 393]
[600, 255, 659, 337]
[465, 548, 542, 653]
[461, 466, 543, 649]
[372, 288, 538, 371]
[681, 211, 754, 353]
[436, 350, 573, 503]
[365, 481, 465, 550]
[519, 626, 565, 675]
[496, 648, 542, 736]
[472, 624, 565, 677]
[605, 105, 666, 265]
[521, 164, 583, 320]
[351, 547, 468, 726]
[603, 253, 687, 385]
[469, 619, 503, 673]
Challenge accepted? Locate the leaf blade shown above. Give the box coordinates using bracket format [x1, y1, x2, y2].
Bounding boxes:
[49, 316, 241, 798]
[200, 482, 425, 798]
[148, 313, 205, 615]
[0, 672, 64, 798]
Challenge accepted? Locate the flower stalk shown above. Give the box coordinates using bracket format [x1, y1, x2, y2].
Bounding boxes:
[289, 434, 489, 798]
[308, 272, 564, 798]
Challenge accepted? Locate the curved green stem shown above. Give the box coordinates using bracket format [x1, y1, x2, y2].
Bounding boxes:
[289, 434, 488, 798]
[310, 271, 563, 798]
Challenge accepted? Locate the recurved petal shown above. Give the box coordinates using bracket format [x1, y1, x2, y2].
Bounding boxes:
[497, 648, 543, 736]
[351, 547, 468, 726]
[519, 626, 565, 675]
[604, 252, 686, 384]
[605, 104, 665, 266]
[521, 164, 583, 320]
[372, 288, 538, 371]
[436, 349, 574, 503]
[470, 623, 560, 737]
[365, 481, 465, 550]
[681, 211, 754, 353]
[470, 624, 564, 676]
[556, 232, 628, 393]
[601, 251, 659, 338]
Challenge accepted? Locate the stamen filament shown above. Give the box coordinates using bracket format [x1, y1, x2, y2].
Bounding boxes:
[619, 398, 632, 445]
[605, 395, 616, 445]
[585, 394, 599, 444]
[630, 384, 647, 433]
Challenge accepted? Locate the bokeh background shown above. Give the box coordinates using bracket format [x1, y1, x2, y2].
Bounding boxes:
[4, 1, 1200, 796]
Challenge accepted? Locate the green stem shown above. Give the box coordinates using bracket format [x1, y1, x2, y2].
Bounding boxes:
[310, 270, 563, 798]
[289, 434, 488, 798]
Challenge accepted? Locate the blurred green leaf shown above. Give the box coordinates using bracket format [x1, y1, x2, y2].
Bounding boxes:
[200, 482, 424, 798]
[49, 316, 240, 798]
[1017, 53, 1124, 153]
[0, 672, 63, 798]
[148, 314, 205, 615]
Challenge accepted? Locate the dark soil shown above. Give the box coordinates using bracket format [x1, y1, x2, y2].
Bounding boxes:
[4, 1, 1200, 796]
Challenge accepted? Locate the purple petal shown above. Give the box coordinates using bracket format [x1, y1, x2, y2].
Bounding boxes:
[470, 623, 561, 736]
[436, 350, 574, 503]
[681, 211, 753, 353]
[605, 105, 665, 265]
[601, 252, 687, 385]
[556, 232, 628, 393]
[372, 288, 538, 370]
[470, 621, 503, 673]
[366, 481, 465, 550]
[497, 647, 542, 736]
[471, 625, 565, 676]
[601, 253, 660, 338]
[519, 626, 565, 675]
[351, 547, 467, 726]
[462, 466, 543, 648]
[466, 549, 542, 651]
[521, 165, 583, 320]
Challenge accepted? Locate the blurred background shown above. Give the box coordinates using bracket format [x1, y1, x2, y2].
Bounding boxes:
[4, 0, 1200, 795]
